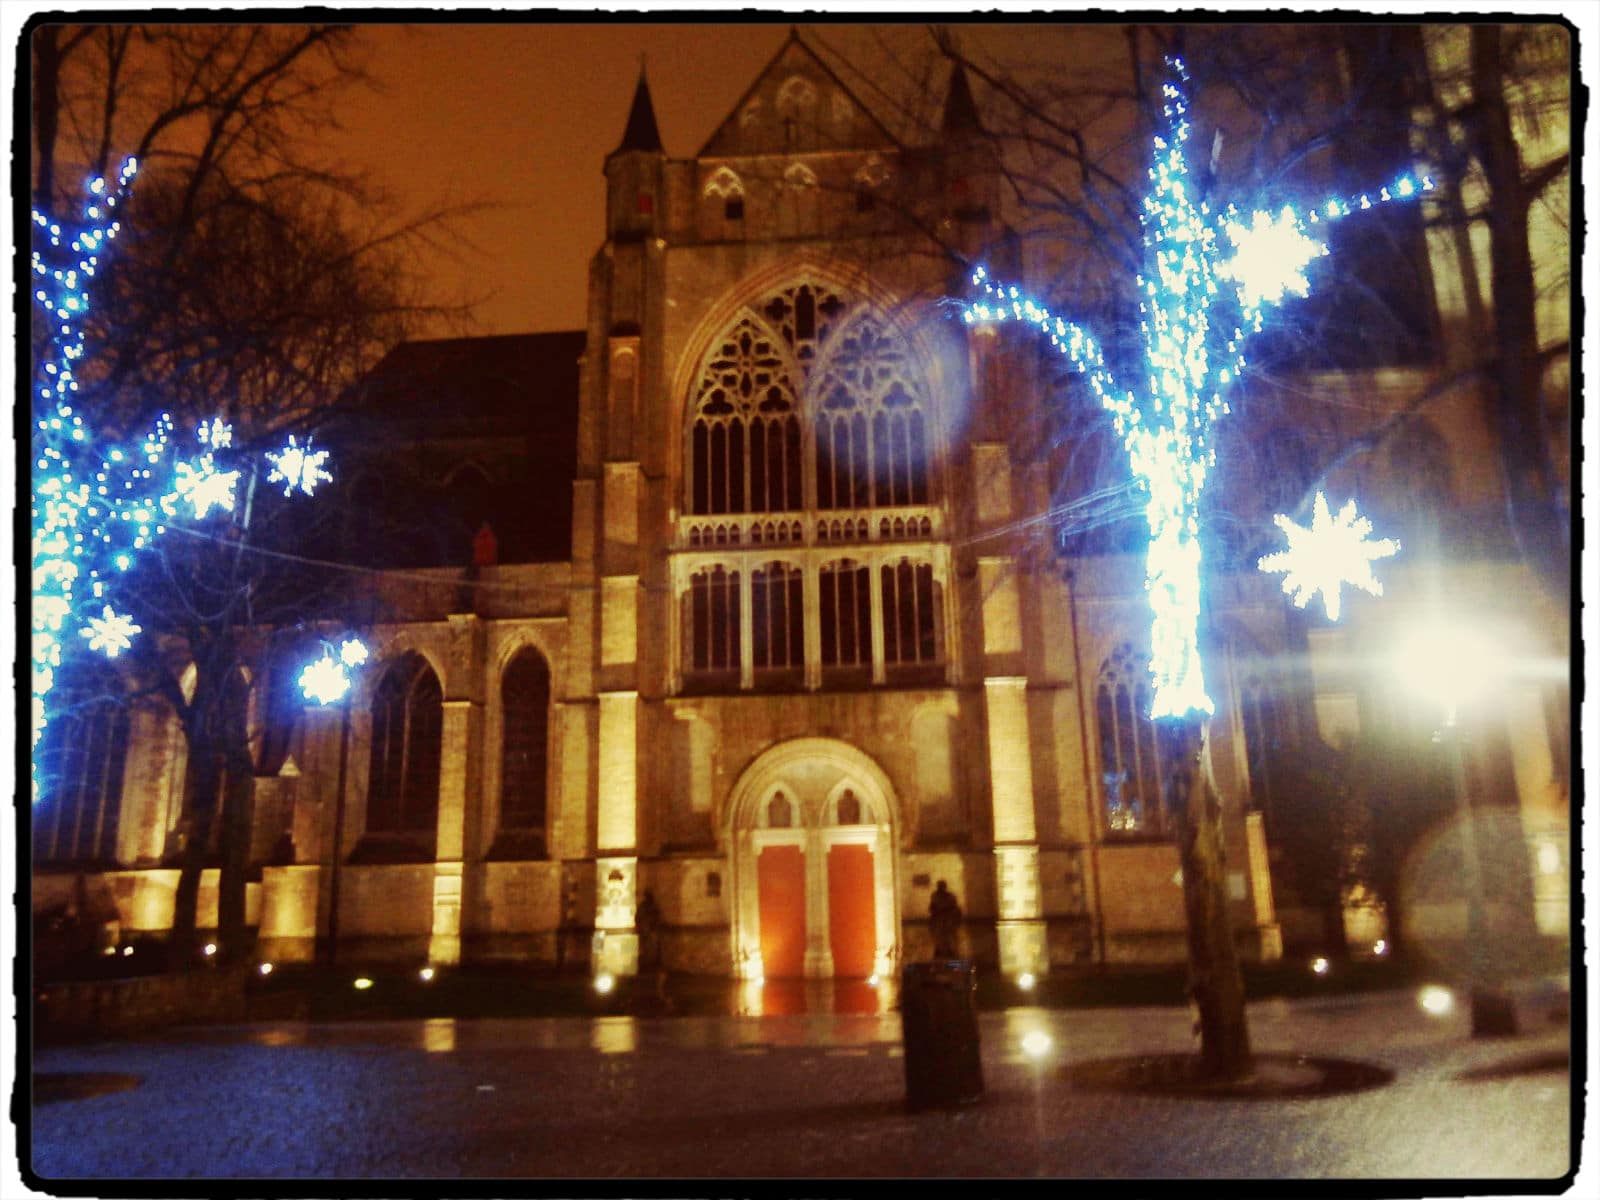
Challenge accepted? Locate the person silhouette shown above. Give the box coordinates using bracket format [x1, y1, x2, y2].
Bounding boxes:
[929, 880, 962, 959]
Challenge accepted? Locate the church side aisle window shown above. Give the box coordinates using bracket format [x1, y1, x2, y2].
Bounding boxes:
[33, 659, 129, 865]
[1095, 642, 1177, 838]
[367, 653, 443, 836]
[500, 648, 552, 853]
[751, 561, 805, 681]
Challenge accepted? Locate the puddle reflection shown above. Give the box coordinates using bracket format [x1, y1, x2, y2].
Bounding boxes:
[737, 978, 896, 1017]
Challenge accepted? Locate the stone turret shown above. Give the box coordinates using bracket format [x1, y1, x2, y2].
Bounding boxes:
[605, 69, 665, 243]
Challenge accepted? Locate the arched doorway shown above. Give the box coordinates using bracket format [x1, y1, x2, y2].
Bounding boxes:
[724, 738, 899, 980]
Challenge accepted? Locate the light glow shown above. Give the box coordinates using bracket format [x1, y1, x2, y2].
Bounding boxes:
[298, 637, 368, 706]
[1257, 493, 1399, 622]
[1418, 985, 1454, 1016]
[1017, 971, 1037, 992]
[964, 58, 1431, 721]
[1311, 956, 1331, 975]
[594, 972, 616, 995]
[1021, 1030, 1053, 1059]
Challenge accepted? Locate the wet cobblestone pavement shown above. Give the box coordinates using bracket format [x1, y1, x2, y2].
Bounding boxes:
[22, 986, 1576, 1184]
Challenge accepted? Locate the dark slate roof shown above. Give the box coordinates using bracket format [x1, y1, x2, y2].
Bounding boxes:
[349, 330, 585, 562]
[612, 70, 664, 157]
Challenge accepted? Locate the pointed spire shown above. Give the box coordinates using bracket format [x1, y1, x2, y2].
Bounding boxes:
[614, 67, 663, 156]
[940, 60, 982, 138]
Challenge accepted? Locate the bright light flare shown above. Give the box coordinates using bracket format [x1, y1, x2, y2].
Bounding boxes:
[594, 972, 616, 995]
[1311, 956, 1331, 976]
[1017, 972, 1037, 992]
[1390, 618, 1509, 724]
[1021, 1030, 1053, 1059]
[419, 967, 436, 982]
[353, 977, 374, 991]
[265, 434, 333, 497]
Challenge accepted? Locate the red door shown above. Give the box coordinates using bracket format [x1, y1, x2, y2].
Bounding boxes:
[757, 844, 806, 979]
[827, 843, 877, 978]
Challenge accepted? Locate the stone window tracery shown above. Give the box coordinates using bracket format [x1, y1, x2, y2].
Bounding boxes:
[684, 565, 741, 676]
[820, 559, 872, 673]
[1095, 642, 1177, 838]
[882, 559, 940, 670]
[686, 282, 930, 517]
[751, 561, 805, 674]
[836, 789, 862, 825]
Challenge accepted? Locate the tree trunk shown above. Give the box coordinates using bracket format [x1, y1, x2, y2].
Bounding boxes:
[1470, 26, 1569, 599]
[215, 755, 256, 963]
[168, 746, 223, 968]
[1167, 717, 1252, 1080]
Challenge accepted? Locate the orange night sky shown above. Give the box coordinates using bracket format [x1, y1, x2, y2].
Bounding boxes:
[325, 22, 940, 337]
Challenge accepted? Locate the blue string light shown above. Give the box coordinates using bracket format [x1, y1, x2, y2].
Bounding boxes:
[31, 165, 346, 799]
[964, 56, 1427, 720]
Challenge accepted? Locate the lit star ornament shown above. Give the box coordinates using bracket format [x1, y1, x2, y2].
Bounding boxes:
[1257, 493, 1400, 622]
[81, 606, 141, 657]
[964, 56, 1432, 720]
[266, 435, 333, 497]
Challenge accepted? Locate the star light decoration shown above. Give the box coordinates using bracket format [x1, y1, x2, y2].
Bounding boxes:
[964, 56, 1424, 720]
[1256, 493, 1400, 622]
[298, 638, 371, 706]
[31, 165, 345, 797]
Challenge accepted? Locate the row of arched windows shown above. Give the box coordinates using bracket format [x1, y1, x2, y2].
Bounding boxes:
[362, 649, 552, 850]
[31, 648, 555, 868]
[682, 559, 942, 688]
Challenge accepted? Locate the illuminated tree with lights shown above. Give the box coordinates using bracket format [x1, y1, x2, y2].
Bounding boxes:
[29, 22, 469, 967]
[965, 55, 1428, 1078]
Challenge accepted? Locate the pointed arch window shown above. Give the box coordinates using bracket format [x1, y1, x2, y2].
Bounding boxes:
[1095, 643, 1178, 838]
[882, 559, 940, 673]
[683, 565, 742, 680]
[500, 648, 552, 849]
[367, 653, 442, 835]
[33, 660, 129, 865]
[819, 559, 872, 677]
[686, 282, 932, 518]
[751, 561, 805, 677]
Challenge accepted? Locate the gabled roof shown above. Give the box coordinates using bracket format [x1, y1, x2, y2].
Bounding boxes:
[697, 28, 899, 159]
[611, 69, 664, 158]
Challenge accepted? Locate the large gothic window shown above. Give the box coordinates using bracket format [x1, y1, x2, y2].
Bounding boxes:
[33, 660, 129, 865]
[367, 653, 443, 835]
[686, 281, 931, 517]
[1095, 643, 1177, 838]
[500, 648, 551, 847]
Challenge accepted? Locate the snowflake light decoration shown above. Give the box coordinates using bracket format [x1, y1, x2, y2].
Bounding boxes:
[1257, 493, 1400, 622]
[167, 457, 240, 519]
[81, 606, 141, 657]
[964, 56, 1431, 720]
[266, 435, 333, 497]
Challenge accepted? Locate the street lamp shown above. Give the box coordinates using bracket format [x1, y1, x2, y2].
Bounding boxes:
[1391, 617, 1518, 1037]
[299, 635, 369, 967]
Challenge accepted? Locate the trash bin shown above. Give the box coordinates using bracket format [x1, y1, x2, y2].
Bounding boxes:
[900, 960, 983, 1111]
